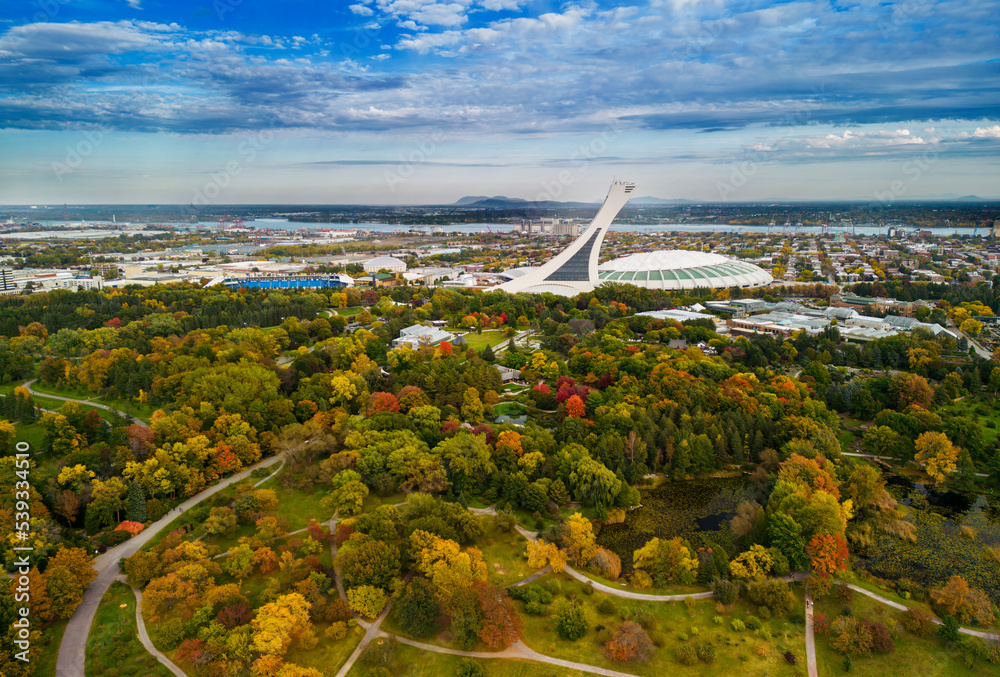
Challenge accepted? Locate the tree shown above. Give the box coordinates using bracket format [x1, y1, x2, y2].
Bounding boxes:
[729, 544, 773, 581]
[252, 593, 313, 656]
[569, 458, 621, 509]
[409, 530, 488, 609]
[914, 431, 959, 483]
[930, 575, 996, 626]
[393, 578, 440, 639]
[475, 582, 522, 649]
[526, 539, 566, 573]
[126, 481, 146, 522]
[43, 547, 97, 620]
[548, 478, 570, 506]
[88, 477, 127, 529]
[960, 318, 983, 337]
[322, 469, 370, 516]
[461, 387, 484, 423]
[204, 507, 238, 535]
[565, 394, 586, 418]
[632, 537, 698, 586]
[339, 536, 401, 591]
[556, 603, 588, 640]
[863, 425, 906, 458]
[603, 621, 654, 663]
[806, 533, 849, 579]
[767, 512, 809, 571]
[830, 616, 873, 656]
[560, 513, 598, 566]
[348, 585, 388, 619]
[53, 490, 81, 525]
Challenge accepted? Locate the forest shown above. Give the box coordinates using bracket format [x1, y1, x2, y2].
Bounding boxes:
[1, 279, 998, 677]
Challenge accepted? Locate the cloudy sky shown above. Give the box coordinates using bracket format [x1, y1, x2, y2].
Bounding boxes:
[0, 0, 998, 204]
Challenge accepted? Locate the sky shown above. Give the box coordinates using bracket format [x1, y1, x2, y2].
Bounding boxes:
[0, 0, 998, 205]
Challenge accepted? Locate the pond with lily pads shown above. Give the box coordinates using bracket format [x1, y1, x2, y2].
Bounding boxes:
[856, 473, 1000, 602]
[597, 476, 754, 574]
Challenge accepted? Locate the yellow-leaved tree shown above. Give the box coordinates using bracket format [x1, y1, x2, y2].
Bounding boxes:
[729, 544, 773, 581]
[561, 513, 598, 566]
[409, 529, 487, 609]
[914, 431, 959, 484]
[252, 592, 314, 656]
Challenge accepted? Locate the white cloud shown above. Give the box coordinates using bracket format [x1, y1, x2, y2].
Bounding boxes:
[349, 4, 374, 16]
[125, 0, 143, 9]
[955, 125, 1000, 139]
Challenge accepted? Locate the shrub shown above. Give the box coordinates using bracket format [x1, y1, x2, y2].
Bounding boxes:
[744, 615, 762, 630]
[747, 579, 794, 615]
[556, 604, 588, 641]
[710, 577, 741, 605]
[695, 641, 716, 663]
[588, 547, 622, 581]
[155, 618, 186, 650]
[754, 626, 772, 640]
[715, 601, 726, 614]
[604, 622, 654, 664]
[675, 644, 697, 665]
[755, 643, 770, 657]
[678, 632, 689, 642]
[731, 619, 746, 632]
[634, 610, 657, 631]
[325, 621, 347, 640]
[525, 600, 546, 615]
[582, 581, 594, 595]
[866, 620, 894, 654]
[784, 650, 797, 665]
[689, 626, 698, 636]
[542, 578, 562, 596]
[683, 596, 696, 609]
[713, 615, 724, 625]
[758, 606, 771, 620]
[597, 598, 617, 615]
[632, 571, 653, 589]
[457, 659, 484, 677]
[100, 530, 131, 547]
[938, 615, 960, 643]
[900, 607, 935, 637]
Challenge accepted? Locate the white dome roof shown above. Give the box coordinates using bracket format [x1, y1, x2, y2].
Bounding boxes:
[598, 250, 772, 290]
[366, 256, 405, 266]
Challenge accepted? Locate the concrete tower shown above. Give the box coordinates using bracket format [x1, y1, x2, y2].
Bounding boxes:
[498, 180, 637, 295]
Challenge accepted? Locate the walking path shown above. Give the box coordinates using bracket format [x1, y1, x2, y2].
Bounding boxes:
[23, 378, 150, 428]
[55, 452, 284, 677]
[804, 593, 817, 677]
[124, 575, 187, 677]
[844, 583, 1000, 641]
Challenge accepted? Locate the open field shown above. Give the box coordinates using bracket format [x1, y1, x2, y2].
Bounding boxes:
[85, 581, 173, 677]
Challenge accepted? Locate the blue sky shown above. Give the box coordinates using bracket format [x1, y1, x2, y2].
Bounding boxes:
[0, 0, 998, 204]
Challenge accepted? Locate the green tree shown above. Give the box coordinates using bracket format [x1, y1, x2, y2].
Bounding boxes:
[125, 481, 147, 523]
[633, 537, 699, 585]
[766, 512, 809, 571]
[569, 457, 622, 509]
[556, 603, 588, 640]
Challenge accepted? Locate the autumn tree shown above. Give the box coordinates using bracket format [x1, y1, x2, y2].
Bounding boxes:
[322, 469, 369, 516]
[43, 547, 97, 620]
[603, 621, 654, 663]
[560, 513, 598, 566]
[829, 616, 873, 656]
[565, 394, 586, 418]
[409, 529, 488, 608]
[474, 582, 522, 649]
[252, 593, 314, 656]
[729, 544, 773, 581]
[930, 576, 996, 626]
[348, 585, 388, 619]
[569, 458, 621, 509]
[526, 539, 566, 573]
[633, 537, 698, 586]
[914, 432, 959, 484]
[806, 533, 849, 579]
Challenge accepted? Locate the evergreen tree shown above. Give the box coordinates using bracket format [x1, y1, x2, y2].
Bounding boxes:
[549, 478, 570, 506]
[126, 482, 146, 522]
[480, 343, 496, 362]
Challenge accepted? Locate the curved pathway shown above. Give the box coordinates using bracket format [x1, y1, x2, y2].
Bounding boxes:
[55, 452, 284, 677]
[844, 583, 1000, 641]
[23, 378, 150, 428]
[125, 576, 187, 677]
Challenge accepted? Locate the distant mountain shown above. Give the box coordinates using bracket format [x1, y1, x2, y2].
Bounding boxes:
[887, 193, 998, 202]
[454, 195, 527, 205]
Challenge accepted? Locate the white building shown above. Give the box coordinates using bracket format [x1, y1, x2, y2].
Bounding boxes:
[364, 256, 407, 273]
[392, 324, 454, 349]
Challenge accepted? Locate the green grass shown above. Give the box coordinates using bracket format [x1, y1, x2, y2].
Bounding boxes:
[31, 618, 67, 677]
[141, 475, 260, 551]
[493, 402, 527, 416]
[346, 640, 594, 677]
[459, 330, 507, 352]
[515, 572, 805, 677]
[939, 398, 1000, 445]
[284, 623, 365, 676]
[478, 523, 535, 587]
[813, 586, 984, 677]
[256, 476, 335, 530]
[337, 306, 364, 316]
[85, 581, 174, 677]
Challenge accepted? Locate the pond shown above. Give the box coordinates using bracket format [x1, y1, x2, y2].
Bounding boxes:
[597, 476, 754, 574]
[857, 472, 1000, 602]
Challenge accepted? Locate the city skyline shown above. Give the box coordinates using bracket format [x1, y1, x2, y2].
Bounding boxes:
[1, 0, 998, 204]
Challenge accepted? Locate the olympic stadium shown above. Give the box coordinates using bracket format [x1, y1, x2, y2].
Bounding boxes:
[597, 250, 773, 290]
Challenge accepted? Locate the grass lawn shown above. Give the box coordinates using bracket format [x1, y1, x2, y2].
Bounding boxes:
[516, 572, 806, 677]
[31, 618, 67, 677]
[346, 640, 594, 677]
[255, 476, 335, 530]
[86, 580, 174, 677]
[460, 330, 507, 352]
[940, 398, 1000, 445]
[284, 623, 365, 676]
[837, 430, 857, 454]
[337, 306, 364, 316]
[813, 586, 983, 677]
[493, 402, 527, 416]
[478, 523, 535, 587]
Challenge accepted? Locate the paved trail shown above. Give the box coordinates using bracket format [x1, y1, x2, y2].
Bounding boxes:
[805, 593, 817, 677]
[125, 576, 187, 677]
[23, 379, 150, 428]
[55, 453, 284, 677]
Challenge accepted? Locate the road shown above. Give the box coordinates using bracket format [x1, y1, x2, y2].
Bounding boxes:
[22, 378, 150, 428]
[55, 453, 284, 677]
